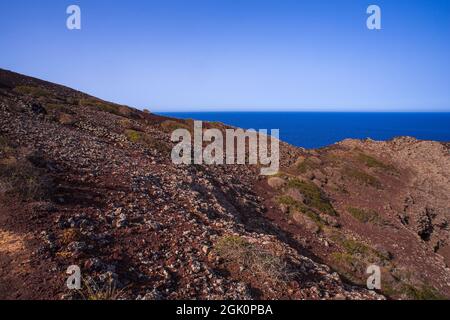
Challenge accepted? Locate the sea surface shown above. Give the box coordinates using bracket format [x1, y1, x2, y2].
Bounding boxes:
[158, 112, 450, 149]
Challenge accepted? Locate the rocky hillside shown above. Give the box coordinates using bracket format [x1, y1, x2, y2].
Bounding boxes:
[0, 69, 448, 300]
[265, 137, 450, 299]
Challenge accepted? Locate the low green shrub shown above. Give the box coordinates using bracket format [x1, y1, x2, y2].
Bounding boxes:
[297, 158, 321, 173]
[160, 120, 192, 133]
[14, 86, 49, 97]
[342, 167, 382, 189]
[357, 153, 397, 172]
[347, 207, 387, 225]
[0, 159, 51, 200]
[79, 98, 123, 116]
[287, 178, 337, 216]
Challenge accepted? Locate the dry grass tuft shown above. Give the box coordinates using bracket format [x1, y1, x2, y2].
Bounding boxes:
[214, 235, 294, 285]
[79, 277, 126, 300]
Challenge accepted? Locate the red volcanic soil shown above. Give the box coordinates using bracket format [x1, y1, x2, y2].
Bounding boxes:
[1, 69, 449, 300]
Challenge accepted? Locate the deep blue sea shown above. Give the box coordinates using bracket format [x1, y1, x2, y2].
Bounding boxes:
[158, 112, 450, 149]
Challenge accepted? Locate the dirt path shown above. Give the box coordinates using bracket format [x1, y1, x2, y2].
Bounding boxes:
[0, 228, 33, 299]
[0, 196, 34, 299]
[0, 197, 57, 300]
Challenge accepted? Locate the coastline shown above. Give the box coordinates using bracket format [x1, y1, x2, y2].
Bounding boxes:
[159, 111, 450, 149]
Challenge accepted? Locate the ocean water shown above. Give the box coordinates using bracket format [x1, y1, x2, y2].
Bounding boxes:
[158, 112, 450, 149]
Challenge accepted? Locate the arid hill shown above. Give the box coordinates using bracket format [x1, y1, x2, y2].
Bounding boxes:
[0, 69, 448, 300]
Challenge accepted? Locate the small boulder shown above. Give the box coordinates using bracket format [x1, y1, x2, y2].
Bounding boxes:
[115, 213, 128, 228]
[267, 177, 286, 190]
[84, 258, 103, 271]
[286, 188, 305, 203]
[319, 213, 340, 228]
[190, 260, 202, 273]
[294, 156, 306, 167]
[58, 112, 76, 125]
[309, 157, 322, 166]
[67, 241, 87, 254]
[312, 170, 327, 182]
[292, 212, 320, 233]
[279, 203, 290, 214]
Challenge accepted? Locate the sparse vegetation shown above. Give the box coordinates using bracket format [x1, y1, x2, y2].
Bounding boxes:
[42, 102, 76, 124]
[124, 129, 171, 154]
[402, 284, 446, 300]
[357, 152, 397, 172]
[209, 121, 224, 128]
[1, 138, 51, 200]
[297, 158, 321, 173]
[118, 118, 134, 130]
[381, 269, 448, 300]
[214, 235, 293, 285]
[287, 178, 337, 216]
[125, 129, 143, 143]
[55, 251, 72, 259]
[377, 270, 447, 300]
[65, 97, 80, 105]
[322, 153, 344, 167]
[347, 207, 387, 225]
[340, 237, 370, 256]
[61, 228, 83, 245]
[342, 166, 382, 189]
[0, 158, 50, 200]
[331, 252, 357, 265]
[277, 195, 326, 227]
[14, 86, 49, 97]
[331, 233, 391, 264]
[44, 103, 74, 115]
[160, 120, 192, 133]
[329, 233, 393, 289]
[80, 277, 125, 300]
[44, 103, 64, 111]
[331, 252, 365, 269]
[330, 235, 432, 300]
[57, 112, 76, 125]
[79, 98, 124, 116]
[0, 136, 11, 154]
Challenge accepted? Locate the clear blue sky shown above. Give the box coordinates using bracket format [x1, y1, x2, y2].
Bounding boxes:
[1, 0, 449, 112]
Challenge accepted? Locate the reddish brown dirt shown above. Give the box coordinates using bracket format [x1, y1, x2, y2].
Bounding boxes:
[1, 68, 448, 300]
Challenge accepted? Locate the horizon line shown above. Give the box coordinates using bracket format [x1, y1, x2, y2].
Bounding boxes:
[154, 109, 450, 113]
